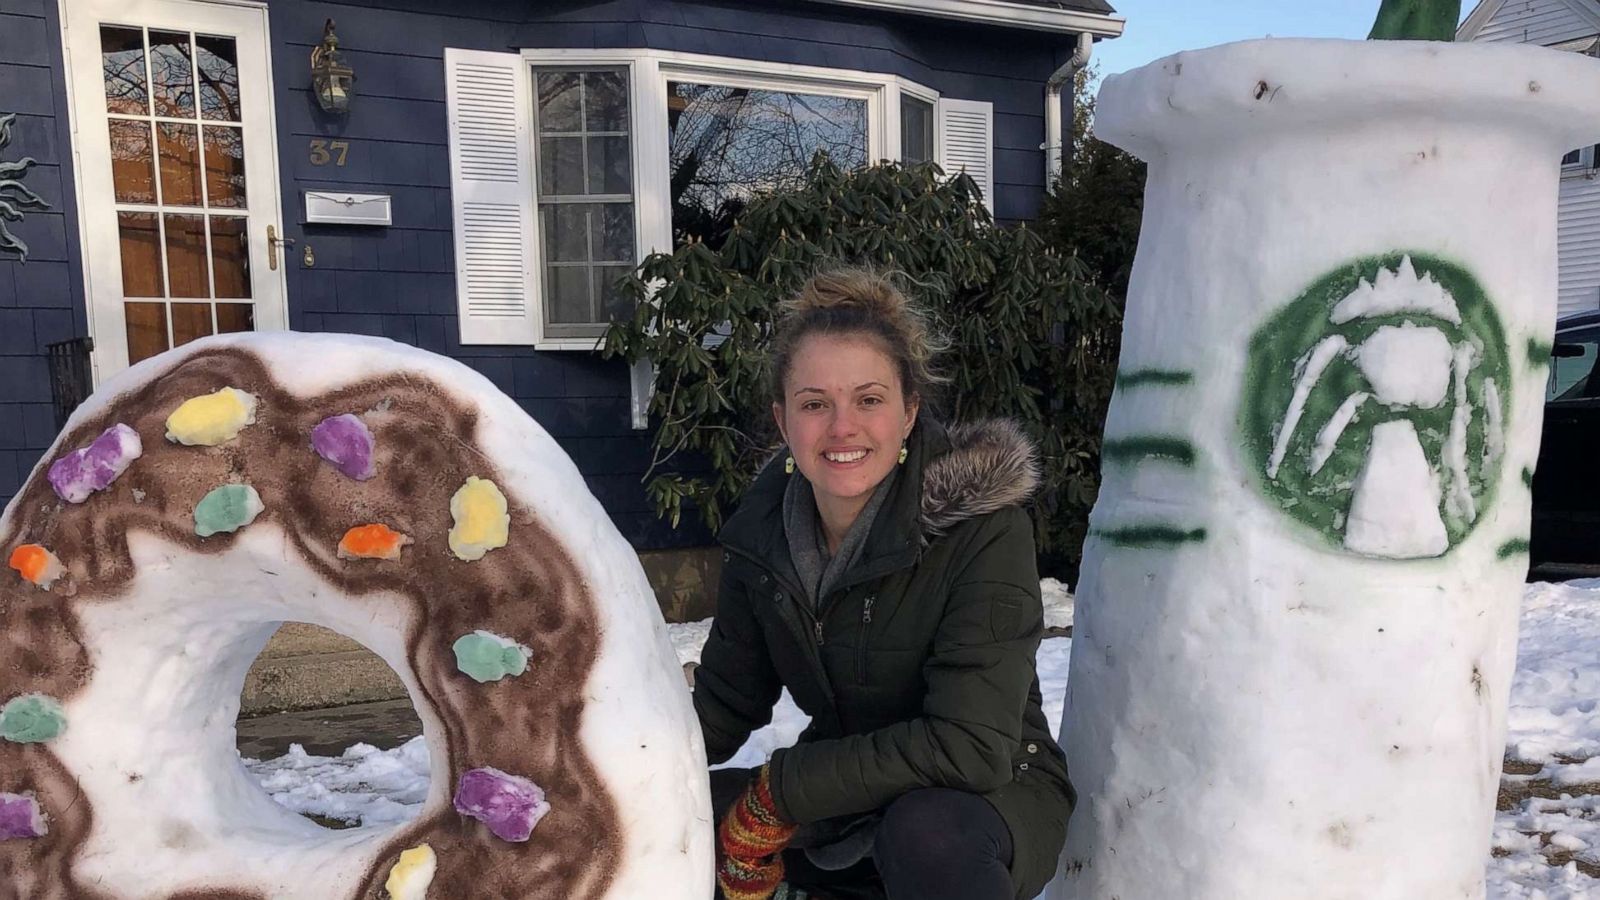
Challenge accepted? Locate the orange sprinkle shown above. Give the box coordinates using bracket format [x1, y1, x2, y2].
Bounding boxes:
[338, 524, 410, 560]
[8, 544, 62, 586]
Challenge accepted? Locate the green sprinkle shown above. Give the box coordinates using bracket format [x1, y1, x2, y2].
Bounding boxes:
[453, 631, 532, 683]
[0, 694, 66, 744]
[194, 484, 263, 537]
[1102, 436, 1197, 467]
[1527, 338, 1552, 369]
[1497, 539, 1531, 560]
[1116, 369, 1194, 389]
[1094, 525, 1208, 548]
[1522, 467, 1534, 488]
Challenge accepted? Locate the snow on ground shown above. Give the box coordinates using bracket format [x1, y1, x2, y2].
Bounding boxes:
[247, 733, 430, 828]
[1040, 577, 1074, 631]
[1487, 579, 1600, 899]
[242, 580, 1594, 896]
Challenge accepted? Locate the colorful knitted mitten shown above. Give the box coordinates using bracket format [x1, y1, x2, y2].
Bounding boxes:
[717, 765, 798, 900]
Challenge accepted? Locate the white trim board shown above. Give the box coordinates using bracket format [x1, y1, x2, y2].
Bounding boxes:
[1458, 0, 1600, 42]
[809, 0, 1125, 37]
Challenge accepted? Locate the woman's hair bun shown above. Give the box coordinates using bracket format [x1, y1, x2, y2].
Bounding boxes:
[785, 268, 908, 319]
[767, 266, 947, 405]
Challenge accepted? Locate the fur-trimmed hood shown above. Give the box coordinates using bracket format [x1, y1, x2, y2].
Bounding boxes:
[919, 419, 1040, 540]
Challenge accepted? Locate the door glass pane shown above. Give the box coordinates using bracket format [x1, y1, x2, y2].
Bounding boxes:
[149, 31, 195, 118]
[164, 214, 209, 298]
[548, 266, 591, 324]
[215, 302, 254, 333]
[537, 72, 582, 132]
[109, 120, 156, 204]
[157, 123, 202, 206]
[202, 126, 246, 208]
[100, 26, 149, 115]
[170, 302, 214, 347]
[125, 301, 168, 363]
[195, 35, 240, 122]
[117, 212, 162, 297]
[902, 96, 934, 165]
[209, 216, 251, 298]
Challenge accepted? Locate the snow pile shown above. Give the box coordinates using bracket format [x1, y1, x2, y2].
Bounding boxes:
[250, 739, 431, 828]
[1040, 578, 1075, 631]
[1504, 580, 1600, 767]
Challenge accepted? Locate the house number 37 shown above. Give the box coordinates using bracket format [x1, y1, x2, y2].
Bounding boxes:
[309, 139, 350, 166]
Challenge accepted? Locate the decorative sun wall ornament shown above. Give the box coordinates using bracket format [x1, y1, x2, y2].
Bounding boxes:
[0, 113, 50, 263]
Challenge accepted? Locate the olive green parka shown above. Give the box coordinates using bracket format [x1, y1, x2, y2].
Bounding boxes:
[694, 418, 1073, 898]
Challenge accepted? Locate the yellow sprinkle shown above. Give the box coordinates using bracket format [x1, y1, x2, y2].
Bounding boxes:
[383, 843, 436, 900]
[165, 387, 259, 446]
[448, 476, 510, 561]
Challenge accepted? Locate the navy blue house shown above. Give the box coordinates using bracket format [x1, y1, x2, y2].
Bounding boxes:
[0, 0, 1123, 555]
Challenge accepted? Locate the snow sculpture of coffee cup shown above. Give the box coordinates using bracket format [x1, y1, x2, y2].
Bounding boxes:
[1050, 39, 1600, 899]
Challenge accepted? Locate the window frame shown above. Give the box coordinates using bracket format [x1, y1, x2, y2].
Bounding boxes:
[894, 77, 940, 167]
[529, 65, 640, 342]
[519, 47, 938, 349]
[1562, 144, 1598, 176]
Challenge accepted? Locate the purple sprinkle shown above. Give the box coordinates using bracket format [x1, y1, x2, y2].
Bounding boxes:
[47, 423, 143, 504]
[0, 792, 47, 841]
[453, 767, 551, 843]
[310, 414, 375, 481]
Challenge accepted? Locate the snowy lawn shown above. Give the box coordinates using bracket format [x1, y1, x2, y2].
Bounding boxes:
[243, 578, 1599, 897]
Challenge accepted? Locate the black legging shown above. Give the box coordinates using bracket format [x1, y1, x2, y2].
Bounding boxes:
[711, 768, 1016, 900]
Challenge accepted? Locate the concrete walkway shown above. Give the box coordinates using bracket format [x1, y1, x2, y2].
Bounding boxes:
[235, 698, 422, 760]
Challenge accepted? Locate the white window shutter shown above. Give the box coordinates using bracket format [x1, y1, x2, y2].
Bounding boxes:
[445, 48, 539, 345]
[937, 98, 994, 213]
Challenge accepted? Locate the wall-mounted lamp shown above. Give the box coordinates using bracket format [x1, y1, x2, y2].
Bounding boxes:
[310, 19, 355, 114]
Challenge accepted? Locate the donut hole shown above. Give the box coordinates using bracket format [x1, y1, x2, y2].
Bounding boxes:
[55, 532, 449, 885]
[237, 623, 428, 830]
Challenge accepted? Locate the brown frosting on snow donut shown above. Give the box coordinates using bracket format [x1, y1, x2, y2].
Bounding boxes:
[0, 346, 621, 898]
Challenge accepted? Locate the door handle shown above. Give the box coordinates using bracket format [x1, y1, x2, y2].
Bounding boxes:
[266, 225, 295, 272]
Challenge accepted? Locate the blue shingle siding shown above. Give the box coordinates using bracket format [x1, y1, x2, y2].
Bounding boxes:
[3, 0, 1083, 549]
[0, 0, 88, 516]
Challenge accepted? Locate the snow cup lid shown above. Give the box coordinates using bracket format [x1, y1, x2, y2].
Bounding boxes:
[1095, 38, 1600, 161]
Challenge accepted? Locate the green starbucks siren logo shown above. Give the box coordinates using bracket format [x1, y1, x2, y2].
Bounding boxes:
[1240, 253, 1510, 560]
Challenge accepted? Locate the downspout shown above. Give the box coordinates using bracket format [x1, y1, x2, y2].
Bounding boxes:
[1044, 30, 1094, 188]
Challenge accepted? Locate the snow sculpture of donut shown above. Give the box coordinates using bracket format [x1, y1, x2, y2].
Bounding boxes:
[0, 332, 710, 898]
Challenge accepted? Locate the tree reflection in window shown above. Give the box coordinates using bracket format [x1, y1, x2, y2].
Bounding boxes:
[668, 82, 866, 247]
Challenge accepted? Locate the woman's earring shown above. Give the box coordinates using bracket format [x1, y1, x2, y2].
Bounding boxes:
[898, 446, 908, 465]
[785, 455, 796, 474]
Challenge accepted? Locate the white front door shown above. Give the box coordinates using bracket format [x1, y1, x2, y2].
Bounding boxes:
[63, 0, 286, 380]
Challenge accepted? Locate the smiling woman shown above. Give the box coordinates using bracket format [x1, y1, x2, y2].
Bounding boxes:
[766, 271, 934, 555]
[693, 268, 1073, 900]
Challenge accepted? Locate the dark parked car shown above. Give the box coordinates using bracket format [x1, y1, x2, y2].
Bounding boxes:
[1531, 309, 1600, 573]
